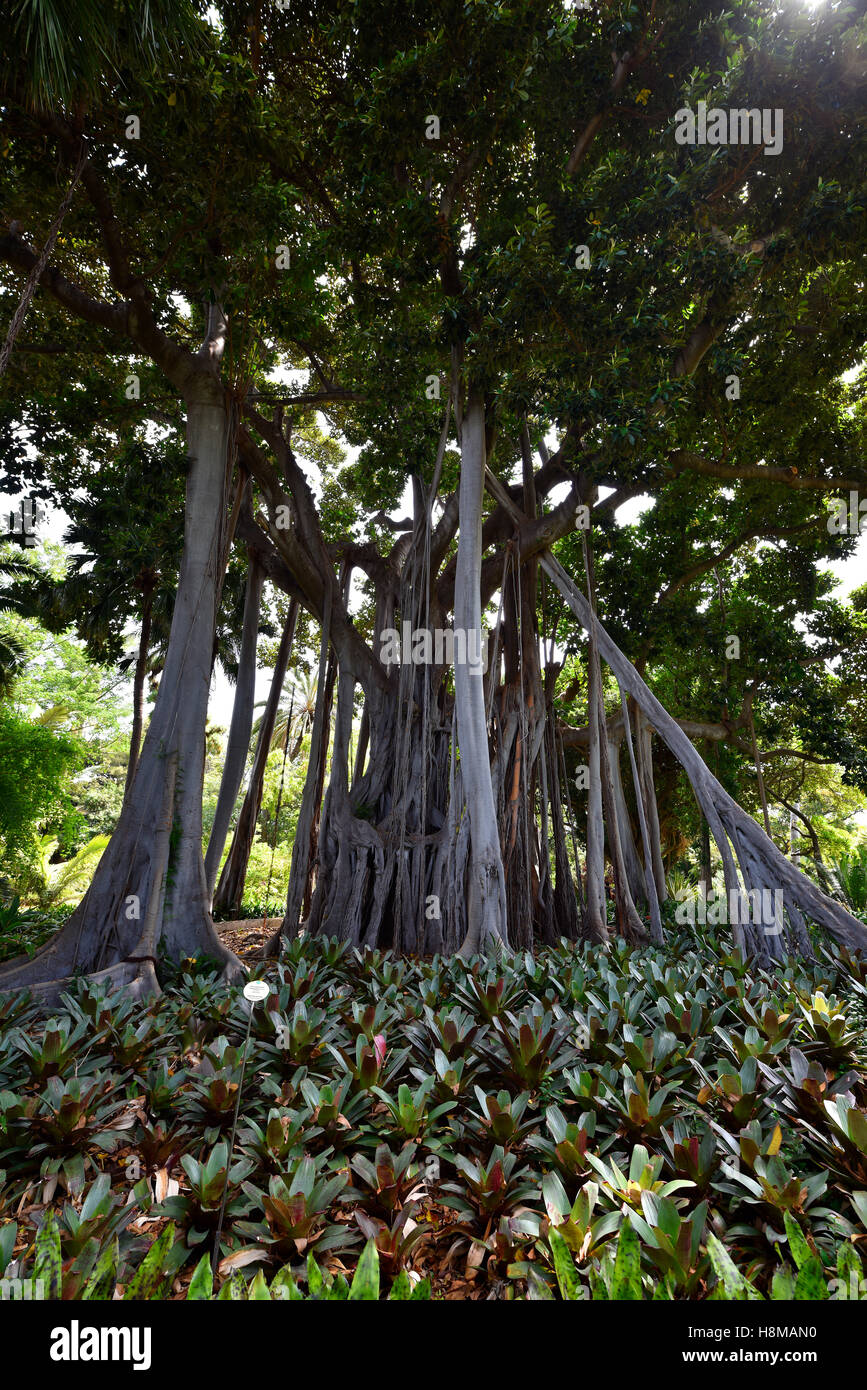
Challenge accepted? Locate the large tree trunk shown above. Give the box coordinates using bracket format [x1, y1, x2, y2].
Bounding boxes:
[0, 318, 243, 998]
[301, 485, 453, 955]
[298, 394, 510, 959]
[454, 392, 508, 957]
[213, 598, 298, 916]
[204, 547, 265, 898]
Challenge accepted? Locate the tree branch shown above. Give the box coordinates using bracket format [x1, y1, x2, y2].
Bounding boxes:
[667, 449, 865, 493]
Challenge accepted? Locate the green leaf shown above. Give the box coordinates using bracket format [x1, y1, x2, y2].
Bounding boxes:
[348, 1237, 380, 1300]
[849, 1191, 867, 1231]
[248, 1270, 272, 1300]
[526, 1265, 555, 1300]
[706, 1233, 762, 1301]
[611, 1219, 642, 1300]
[783, 1211, 811, 1270]
[847, 1107, 867, 1155]
[81, 1241, 118, 1301]
[770, 1264, 796, 1300]
[388, 1270, 412, 1300]
[549, 1226, 582, 1300]
[306, 1251, 325, 1298]
[185, 1254, 214, 1301]
[34, 1209, 62, 1300]
[271, 1266, 303, 1300]
[217, 1272, 246, 1300]
[0, 1221, 17, 1275]
[794, 1256, 828, 1300]
[123, 1222, 175, 1300]
[836, 1240, 862, 1294]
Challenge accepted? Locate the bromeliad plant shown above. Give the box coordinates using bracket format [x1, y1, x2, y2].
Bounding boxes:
[239, 1154, 356, 1260]
[440, 1146, 537, 1220]
[372, 1080, 455, 1143]
[527, 1104, 596, 1181]
[298, 1076, 369, 1151]
[806, 1093, 867, 1186]
[27, 1075, 132, 1166]
[408, 1006, 480, 1062]
[693, 1055, 764, 1130]
[355, 1205, 428, 1278]
[349, 1143, 424, 1216]
[12, 1018, 93, 1081]
[328, 1034, 408, 1093]
[482, 1005, 576, 1090]
[793, 990, 863, 1068]
[601, 1068, 682, 1141]
[2, 930, 867, 1302]
[586, 1145, 696, 1217]
[537, 1173, 621, 1261]
[159, 1141, 256, 1239]
[464, 1088, 537, 1150]
[240, 1108, 315, 1172]
[33, 1174, 140, 1262]
[454, 967, 527, 1022]
[267, 1000, 331, 1065]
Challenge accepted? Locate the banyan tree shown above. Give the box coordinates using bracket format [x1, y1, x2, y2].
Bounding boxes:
[2, 0, 867, 1001]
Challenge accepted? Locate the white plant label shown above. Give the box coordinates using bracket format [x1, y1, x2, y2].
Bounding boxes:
[243, 980, 271, 1002]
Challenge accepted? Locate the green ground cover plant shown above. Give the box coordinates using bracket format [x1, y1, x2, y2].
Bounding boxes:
[1, 932, 865, 1301]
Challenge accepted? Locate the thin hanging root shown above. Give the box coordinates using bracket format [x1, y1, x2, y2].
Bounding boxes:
[582, 530, 645, 942]
[483, 468, 867, 958]
[545, 551, 867, 957]
[619, 686, 664, 944]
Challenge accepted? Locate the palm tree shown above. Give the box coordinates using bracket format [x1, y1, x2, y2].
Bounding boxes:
[3, 0, 204, 111]
[254, 671, 319, 760]
[0, 549, 42, 696]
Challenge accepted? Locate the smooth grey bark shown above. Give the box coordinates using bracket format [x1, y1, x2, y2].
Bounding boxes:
[636, 709, 667, 902]
[699, 815, 713, 900]
[583, 532, 645, 941]
[0, 308, 242, 994]
[279, 582, 334, 941]
[455, 391, 508, 957]
[557, 723, 587, 923]
[204, 548, 265, 899]
[789, 802, 800, 868]
[545, 714, 580, 941]
[749, 711, 773, 838]
[584, 630, 608, 940]
[595, 678, 647, 941]
[609, 735, 646, 905]
[123, 580, 154, 802]
[213, 597, 298, 916]
[619, 686, 664, 944]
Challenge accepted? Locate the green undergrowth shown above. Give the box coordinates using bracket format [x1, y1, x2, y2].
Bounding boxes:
[1, 932, 866, 1300]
